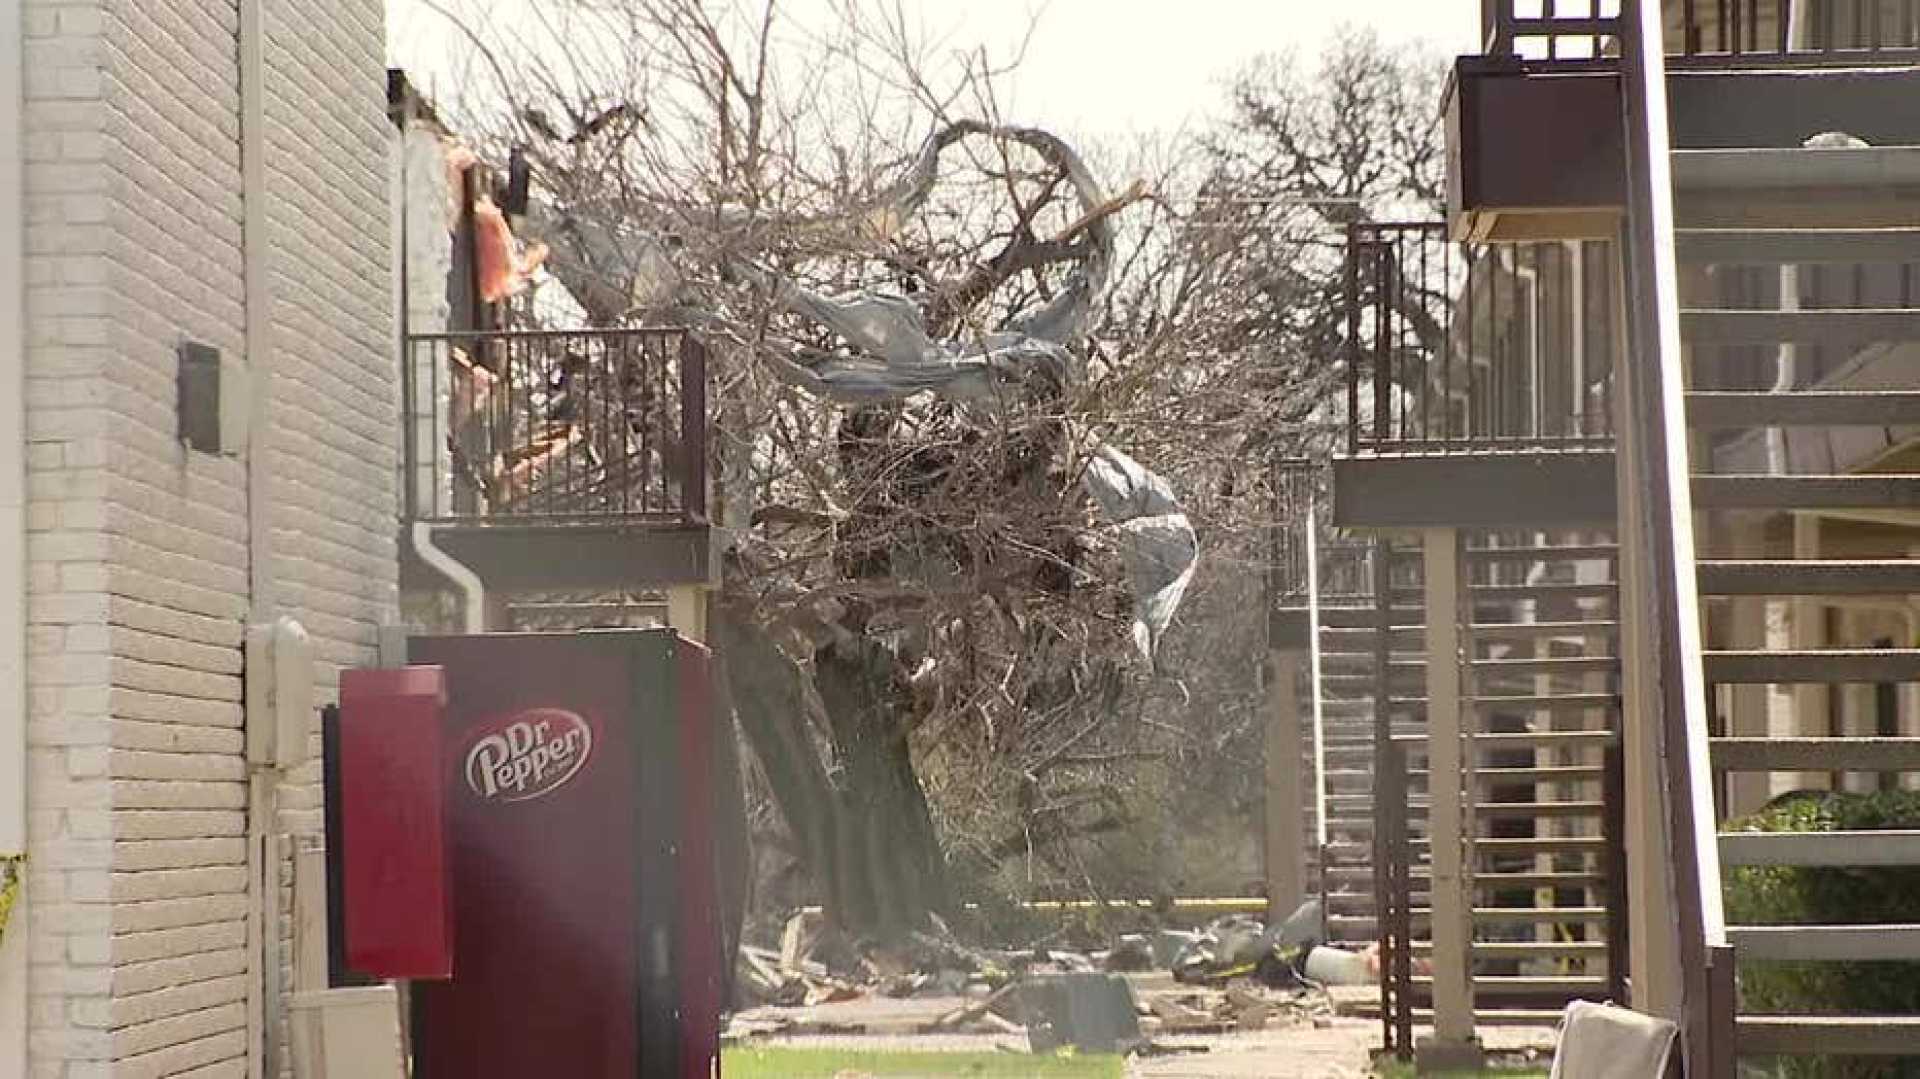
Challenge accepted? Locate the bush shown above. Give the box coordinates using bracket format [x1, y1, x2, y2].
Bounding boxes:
[1724, 790, 1920, 1079]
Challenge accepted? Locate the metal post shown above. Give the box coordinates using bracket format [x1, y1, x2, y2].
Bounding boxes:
[1383, 740, 1415, 1059]
[1419, 527, 1483, 1069]
[679, 334, 709, 523]
[1604, 743, 1631, 1003]
[1371, 538, 1395, 1054]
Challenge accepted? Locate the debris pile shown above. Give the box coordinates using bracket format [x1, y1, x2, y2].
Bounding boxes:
[727, 899, 1389, 1049]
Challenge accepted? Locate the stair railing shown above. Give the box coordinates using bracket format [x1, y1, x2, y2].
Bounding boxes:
[1615, 1, 1732, 1074]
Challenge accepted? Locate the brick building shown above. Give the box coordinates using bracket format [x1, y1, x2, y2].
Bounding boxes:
[0, 0, 396, 1075]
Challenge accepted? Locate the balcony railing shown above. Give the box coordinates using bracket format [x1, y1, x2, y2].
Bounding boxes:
[1270, 458, 1380, 611]
[1345, 222, 1617, 455]
[402, 327, 707, 525]
[1484, 1, 1920, 65]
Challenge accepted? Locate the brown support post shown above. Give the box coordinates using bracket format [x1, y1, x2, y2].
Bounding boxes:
[1372, 538, 1396, 1054]
[1603, 743, 1630, 1003]
[1346, 228, 1362, 456]
[679, 335, 709, 523]
[1706, 943, 1738, 1079]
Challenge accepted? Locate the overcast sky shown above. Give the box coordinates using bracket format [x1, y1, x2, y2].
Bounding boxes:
[388, 1, 1480, 138]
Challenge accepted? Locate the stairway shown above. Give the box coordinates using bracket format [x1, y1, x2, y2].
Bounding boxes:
[1672, 140, 1920, 1060]
[1308, 534, 1623, 1019]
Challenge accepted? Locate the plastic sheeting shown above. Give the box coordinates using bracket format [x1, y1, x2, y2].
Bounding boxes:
[741, 124, 1195, 659]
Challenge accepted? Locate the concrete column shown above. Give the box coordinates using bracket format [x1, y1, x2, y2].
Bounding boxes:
[668, 586, 710, 645]
[1265, 650, 1307, 923]
[1419, 527, 1482, 1068]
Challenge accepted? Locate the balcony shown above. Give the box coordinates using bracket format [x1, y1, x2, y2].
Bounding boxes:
[1333, 223, 1619, 529]
[1451, 1, 1920, 240]
[400, 327, 715, 594]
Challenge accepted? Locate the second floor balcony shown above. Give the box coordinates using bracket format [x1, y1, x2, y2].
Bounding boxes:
[400, 325, 715, 594]
[1334, 222, 1620, 529]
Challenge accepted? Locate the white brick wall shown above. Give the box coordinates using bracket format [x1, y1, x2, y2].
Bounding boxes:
[21, 0, 393, 1074]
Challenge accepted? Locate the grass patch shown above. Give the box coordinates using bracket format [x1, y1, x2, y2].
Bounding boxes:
[721, 1046, 1125, 1078]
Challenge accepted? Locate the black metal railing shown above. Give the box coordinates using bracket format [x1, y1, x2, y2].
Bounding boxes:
[1485, 0, 1920, 65]
[1269, 458, 1320, 608]
[1345, 223, 1618, 455]
[1672, 0, 1920, 62]
[402, 327, 707, 524]
[1377, 738, 1416, 1060]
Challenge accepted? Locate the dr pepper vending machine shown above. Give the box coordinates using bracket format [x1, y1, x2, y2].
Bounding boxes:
[331, 629, 723, 1079]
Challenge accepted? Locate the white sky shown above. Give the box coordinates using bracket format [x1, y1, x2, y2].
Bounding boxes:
[387, 1, 1481, 139]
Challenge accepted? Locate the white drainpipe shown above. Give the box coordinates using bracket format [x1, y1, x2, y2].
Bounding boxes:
[1766, 5, 1810, 474]
[412, 522, 485, 634]
[0, 0, 27, 1072]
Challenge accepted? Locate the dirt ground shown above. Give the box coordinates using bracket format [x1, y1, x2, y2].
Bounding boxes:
[730, 980, 1559, 1079]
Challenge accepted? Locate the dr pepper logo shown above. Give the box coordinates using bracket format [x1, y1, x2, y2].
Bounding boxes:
[463, 708, 593, 804]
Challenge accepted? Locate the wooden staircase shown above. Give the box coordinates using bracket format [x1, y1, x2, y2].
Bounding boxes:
[1308, 534, 1625, 1019]
[1666, 134, 1920, 1060]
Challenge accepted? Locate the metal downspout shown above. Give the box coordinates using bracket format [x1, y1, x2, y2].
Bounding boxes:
[411, 522, 484, 634]
[0, 1, 27, 1073]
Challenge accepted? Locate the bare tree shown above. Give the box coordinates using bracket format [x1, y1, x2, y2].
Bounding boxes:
[398, 4, 1449, 940]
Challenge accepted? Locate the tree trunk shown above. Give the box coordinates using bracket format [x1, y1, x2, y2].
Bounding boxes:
[812, 634, 951, 939]
[715, 608, 950, 941]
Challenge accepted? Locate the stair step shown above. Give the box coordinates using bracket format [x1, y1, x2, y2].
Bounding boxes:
[1320, 837, 1605, 852]
[1325, 861, 1603, 891]
[1392, 584, 1616, 603]
[1476, 765, 1606, 784]
[1366, 1006, 1584, 1025]
[1329, 907, 1609, 930]
[1728, 924, 1920, 961]
[1693, 473, 1920, 509]
[1698, 558, 1920, 596]
[1320, 607, 1424, 628]
[1414, 975, 1608, 996]
[1322, 798, 1603, 821]
[1464, 941, 1610, 958]
[1719, 829, 1920, 867]
[1472, 693, 1617, 712]
[1705, 648, 1920, 684]
[1474, 621, 1619, 641]
[1320, 863, 1605, 883]
[1465, 544, 1618, 563]
[1738, 1015, 1920, 1056]
[1321, 627, 1427, 648]
[1471, 871, 1608, 888]
[1711, 736, 1920, 771]
[1470, 657, 1618, 676]
[1468, 731, 1618, 750]
[1473, 836, 1607, 854]
[1473, 906, 1607, 924]
[1681, 308, 1920, 346]
[1676, 227, 1920, 265]
[1467, 583, 1617, 602]
[1672, 145, 1920, 193]
[1687, 390, 1920, 428]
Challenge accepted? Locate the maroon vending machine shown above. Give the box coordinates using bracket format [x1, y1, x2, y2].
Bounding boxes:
[399, 629, 722, 1079]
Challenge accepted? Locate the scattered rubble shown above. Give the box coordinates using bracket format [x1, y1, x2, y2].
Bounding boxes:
[727, 898, 1378, 1052]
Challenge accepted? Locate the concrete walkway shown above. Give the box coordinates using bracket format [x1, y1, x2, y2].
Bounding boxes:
[1129, 1019, 1377, 1077]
